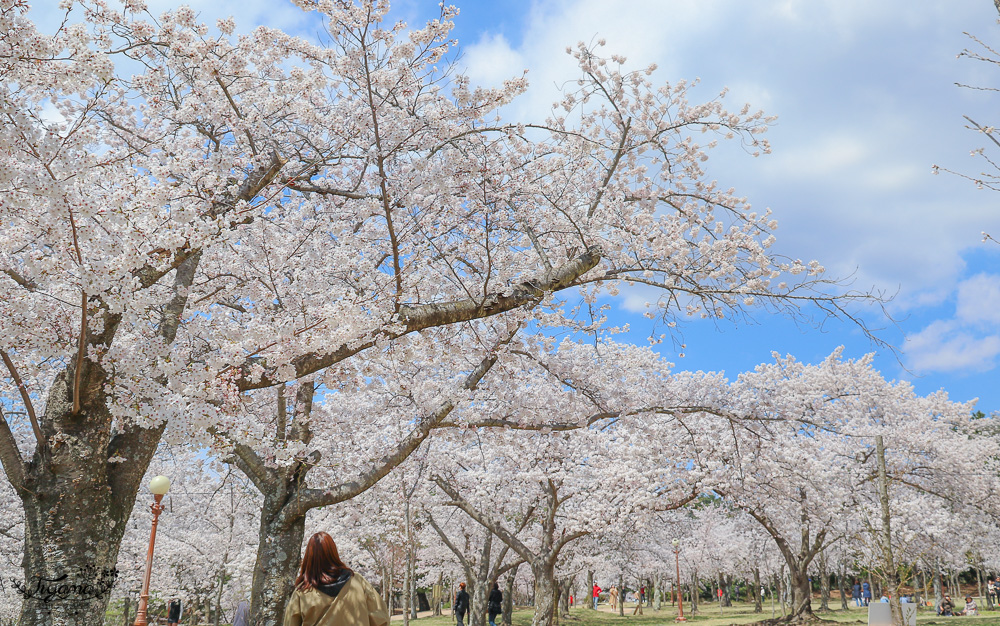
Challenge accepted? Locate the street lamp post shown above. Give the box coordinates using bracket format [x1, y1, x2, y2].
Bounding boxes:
[672, 538, 686, 622]
[134, 475, 171, 626]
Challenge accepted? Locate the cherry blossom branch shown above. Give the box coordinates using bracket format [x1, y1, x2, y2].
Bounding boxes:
[133, 152, 286, 291]
[274, 328, 519, 526]
[586, 118, 630, 221]
[235, 246, 600, 390]
[0, 350, 44, 448]
[442, 404, 739, 431]
[425, 512, 475, 575]
[225, 439, 277, 495]
[433, 477, 540, 568]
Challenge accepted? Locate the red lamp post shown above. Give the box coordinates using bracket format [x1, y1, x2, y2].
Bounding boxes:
[672, 538, 686, 622]
[134, 475, 171, 626]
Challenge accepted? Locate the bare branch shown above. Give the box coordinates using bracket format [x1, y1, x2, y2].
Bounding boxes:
[1, 268, 38, 290]
[72, 292, 87, 415]
[1, 351, 44, 448]
[0, 407, 26, 494]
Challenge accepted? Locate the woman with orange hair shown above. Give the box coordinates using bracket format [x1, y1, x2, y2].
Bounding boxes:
[283, 532, 390, 626]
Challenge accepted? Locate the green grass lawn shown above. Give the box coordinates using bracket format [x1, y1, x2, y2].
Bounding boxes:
[408, 601, 1000, 626]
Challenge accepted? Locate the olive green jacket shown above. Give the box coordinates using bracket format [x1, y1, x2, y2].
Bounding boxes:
[283, 573, 390, 626]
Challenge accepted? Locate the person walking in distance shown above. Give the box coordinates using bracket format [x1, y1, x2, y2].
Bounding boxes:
[233, 600, 250, 626]
[455, 582, 470, 626]
[283, 532, 389, 626]
[593, 582, 602, 609]
[488, 582, 503, 626]
[167, 598, 182, 626]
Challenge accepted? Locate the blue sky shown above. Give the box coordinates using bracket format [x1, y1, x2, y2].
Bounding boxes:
[29, 0, 1000, 412]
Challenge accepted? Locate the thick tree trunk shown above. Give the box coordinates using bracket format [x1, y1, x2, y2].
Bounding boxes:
[17, 404, 157, 625]
[754, 568, 763, 613]
[977, 563, 984, 605]
[719, 572, 732, 607]
[249, 496, 307, 626]
[585, 571, 594, 610]
[530, 564, 557, 626]
[559, 578, 571, 616]
[471, 579, 489, 626]
[654, 575, 662, 611]
[788, 565, 814, 619]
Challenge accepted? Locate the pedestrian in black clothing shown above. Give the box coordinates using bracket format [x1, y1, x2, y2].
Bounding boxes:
[488, 582, 503, 626]
[167, 598, 183, 625]
[455, 582, 470, 626]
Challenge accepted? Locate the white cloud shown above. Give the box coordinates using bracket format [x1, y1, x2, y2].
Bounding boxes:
[955, 273, 1000, 326]
[449, 0, 1000, 318]
[905, 320, 1000, 373]
[462, 33, 526, 88]
[905, 273, 1000, 373]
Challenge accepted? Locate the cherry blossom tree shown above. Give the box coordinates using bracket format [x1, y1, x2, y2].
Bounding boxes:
[1, 0, 884, 621]
[716, 349, 997, 623]
[427, 401, 712, 626]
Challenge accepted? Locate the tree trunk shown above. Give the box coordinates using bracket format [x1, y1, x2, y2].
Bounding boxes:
[875, 435, 903, 626]
[981, 565, 992, 609]
[411, 560, 418, 620]
[977, 561, 984, 606]
[585, 571, 594, 610]
[691, 569, 698, 614]
[754, 568, 763, 613]
[719, 572, 732, 607]
[248, 496, 307, 626]
[559, 579, 571, 616]
[213, 564, 227, 626]
[837, 564, 849, 610]
[789, 565, 816, 618]
[654, 575, 662, 611]
[777, 570, 787, 617]
[503, 565, 518, 626]
[17, 444, 137, 625]
[435, 573, 444, 616]
[920, 569, 928, 607]
[933, 562, 943, 608]
[471, 578, 489, 626]
[530, 563, 557, 626]
[618, 574, 625, 617]
[403, 548, 411, 626]
[819, 550, 830, 611]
